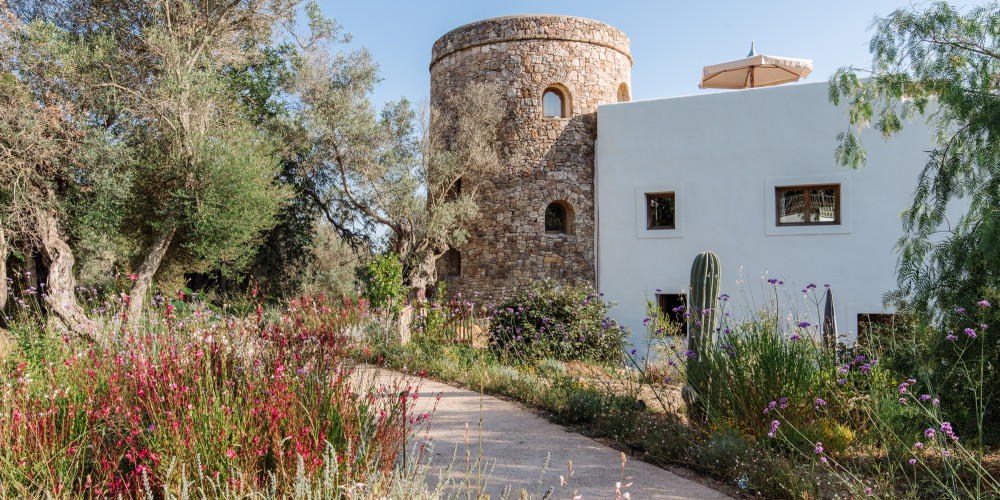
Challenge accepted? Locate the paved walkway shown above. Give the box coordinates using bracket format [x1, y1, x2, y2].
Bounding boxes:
[366, 369, 732, 500]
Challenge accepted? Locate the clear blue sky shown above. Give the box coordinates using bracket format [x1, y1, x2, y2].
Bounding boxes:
[315, 0, 911, 108]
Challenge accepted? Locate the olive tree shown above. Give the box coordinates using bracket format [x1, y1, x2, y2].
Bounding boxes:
[291, 38, 520, 298]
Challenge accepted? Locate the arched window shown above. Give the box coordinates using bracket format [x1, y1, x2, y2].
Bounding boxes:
[544, 201, 573, 234]
[440, 249, 461, 277]
[617, 83, 630, 102]
[542, 85, 570, 118]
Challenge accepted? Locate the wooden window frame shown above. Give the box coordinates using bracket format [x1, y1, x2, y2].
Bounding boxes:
[542, 85, 571, 118]
[775, 184, 841, 227]
[646, 192, 676, 230]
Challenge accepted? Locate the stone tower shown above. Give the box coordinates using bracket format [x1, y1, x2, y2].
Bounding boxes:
[430, 15, 631, 300]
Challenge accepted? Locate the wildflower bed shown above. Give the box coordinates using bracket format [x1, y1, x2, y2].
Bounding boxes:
[0, 293, 418, 498]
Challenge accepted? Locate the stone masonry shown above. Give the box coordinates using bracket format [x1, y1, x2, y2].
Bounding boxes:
[430, 15, 632, 301]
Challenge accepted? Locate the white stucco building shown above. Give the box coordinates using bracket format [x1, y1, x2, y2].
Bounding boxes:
[595, 81, 937, 346]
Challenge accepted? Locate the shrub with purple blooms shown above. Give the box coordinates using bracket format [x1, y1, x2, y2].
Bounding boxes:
[881, 289, 1000, 444]
[488, 280, 627, 363]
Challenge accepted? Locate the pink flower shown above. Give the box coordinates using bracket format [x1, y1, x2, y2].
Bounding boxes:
[226, 450, 236, 459]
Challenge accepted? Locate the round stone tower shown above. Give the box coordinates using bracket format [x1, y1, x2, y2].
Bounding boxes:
[431, 15, 631, 300]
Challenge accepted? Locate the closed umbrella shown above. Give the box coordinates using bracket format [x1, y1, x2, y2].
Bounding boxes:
[822, 288, 838, 349]
[700, 42, 813, 89]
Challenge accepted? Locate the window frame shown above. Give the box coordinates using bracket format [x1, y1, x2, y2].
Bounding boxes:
[542, 85, 571, 118]
[774, 183, 841, 227]
[645, 192, 676, 230]
[544, 201, 572, 235]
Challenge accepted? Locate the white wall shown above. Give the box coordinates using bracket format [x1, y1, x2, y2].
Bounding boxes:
[595, 82, 937, 351]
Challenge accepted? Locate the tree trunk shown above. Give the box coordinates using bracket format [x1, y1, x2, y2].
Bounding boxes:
[35, 208, 98, 342]
[127, 225, 176, 326]
[409, 249, 440, 303]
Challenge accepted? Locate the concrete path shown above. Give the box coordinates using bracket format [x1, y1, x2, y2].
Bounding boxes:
[369, 369, 732, 500]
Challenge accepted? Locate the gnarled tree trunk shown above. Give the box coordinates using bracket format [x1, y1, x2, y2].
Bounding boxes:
[35, 208, 98, 343]
[409, 248, 441, 303]
[127, 224, 176, 326]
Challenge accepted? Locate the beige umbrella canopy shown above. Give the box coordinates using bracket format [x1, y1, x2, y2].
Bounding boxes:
[699, 42, 813, 89]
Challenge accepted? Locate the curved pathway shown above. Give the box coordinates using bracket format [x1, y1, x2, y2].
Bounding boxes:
[370, 369, 732, 499]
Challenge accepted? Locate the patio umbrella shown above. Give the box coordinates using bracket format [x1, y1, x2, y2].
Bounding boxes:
[822, 288, 838, 349]
[699, 42, 813, 89]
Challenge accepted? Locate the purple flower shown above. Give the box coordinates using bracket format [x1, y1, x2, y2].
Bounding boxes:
[909, 459, 917, 464]
[790, 334, 802, 341]
[978, 300, 991, 307]
[925, 428, 935, 439]
[684, 350, 697, 358]
[965, 328, 977, 338]
[913, 442, 923, 448]
[814, 442, 824, 453]
[815, 398, 827, 406]
[946, 334, 958, 340]
[797, 321, 811, 328]
[919, 394, 931, 401]
[768, 420, 780, 437]
[932, 398, 940, 406]
[956, 308, 966, 313]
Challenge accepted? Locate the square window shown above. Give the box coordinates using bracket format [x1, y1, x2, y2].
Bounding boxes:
[646, 192, 675, 230]
[656, 293, 687, 335]
[776, 184, 840, 226]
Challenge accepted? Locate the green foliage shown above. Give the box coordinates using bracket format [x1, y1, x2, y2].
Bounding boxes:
[687, 311, 839, 434]
[488, 281, 627, 363]
[880, 291, 1000, 445]
[829, 2, 1000, 318]
[357, 253, 407, 313]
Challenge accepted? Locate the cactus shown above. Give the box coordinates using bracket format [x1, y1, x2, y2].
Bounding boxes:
[682, 251, 721, 423]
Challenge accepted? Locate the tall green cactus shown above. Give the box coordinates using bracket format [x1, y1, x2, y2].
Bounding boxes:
[682, 251, 721, 423]
[688, 251, 721, 346]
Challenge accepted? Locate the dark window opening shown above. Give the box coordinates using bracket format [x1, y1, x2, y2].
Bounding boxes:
[545, 203, 565, 233]
[857, 313, 898, 346]
[657, 293, 688, 335]
[439, 249, 461, 278]
[646, 192, 676, 230]
[446, 178, 462, 201]
[776, 184, 841, 226]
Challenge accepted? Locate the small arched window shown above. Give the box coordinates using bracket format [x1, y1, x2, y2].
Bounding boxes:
[542, 85, 570, 118]
[617, 83, 630, 102]
[440, 249, 461, 277]
[544, 201, 573, 234]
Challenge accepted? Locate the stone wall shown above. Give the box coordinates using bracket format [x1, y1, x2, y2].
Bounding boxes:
[430, 15, 632, 301]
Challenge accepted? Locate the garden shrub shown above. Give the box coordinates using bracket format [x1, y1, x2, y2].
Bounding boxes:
[488, 280, 627, 363]
[880, 289, 1000, 445]
[356, 252, 407, 314]
[685, 310, 839, 434]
